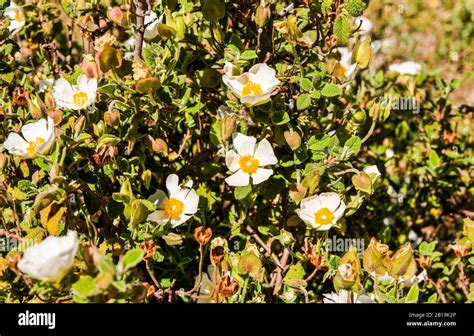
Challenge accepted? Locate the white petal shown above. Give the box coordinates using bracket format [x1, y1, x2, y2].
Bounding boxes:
[223, 76, 245, 98]
[53, 78, 75, 108]
[182, 189, 199, 215]
[254, 139, 277, 166]
[296, 208, 314, 226]
[318, 192, 341, 212]
[225, 150, 241, 172]
[354, 16, 373, 35]
[148, 210, 170, 225]
[148, 189, 168, 209]
[332, 200, 346, 221]
[170, 214, 192, 228]
[3, 132, 29, 157]
[232, 133, 257, 156]
[251, 168, 273, 185]
[225, 170, 250, 187]
[166, 174, 180, 195]
[316, 224, 333, 231]
[36, 118, 56, 154]
[21, 119, 48, 142]
[240, 92, 272, 106]
[300, 195, 322, 213]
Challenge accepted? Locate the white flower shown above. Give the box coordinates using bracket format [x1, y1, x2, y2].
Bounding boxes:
[388, 61, 422, 76]
[370, 270, 427, 287]
[4, 1, 25, 35]
[144, 11, 163, 40]
[148, 174, 199, 228]
[323, 290, 375, 303]
[363, 165, 381, 178]
[385, 148, 394, 158]
[296, 192, 346, 231]
[17, 231, 79, 281]
[3, 117, 55, 158]
[222, 63, 280, 106]
[225, 133, 277, 186]
[354, 16, 373, 38]
[335, 47, 357, 79]
[53, 74, 97, 110]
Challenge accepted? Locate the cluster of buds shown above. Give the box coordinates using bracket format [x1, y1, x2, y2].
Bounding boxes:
[132, 61, 149, 81]
[94, 33, 117, 53]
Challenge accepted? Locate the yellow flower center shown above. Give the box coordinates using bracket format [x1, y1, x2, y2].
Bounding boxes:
[164, 198, 184, 220]
[26, 137, 45, 156]
[15, 9, 22, 22]
[239, 154, 259, 174]
[73, 90, 89, 108]
[241, 81, 263, 97]
[314, 207, 335, 226]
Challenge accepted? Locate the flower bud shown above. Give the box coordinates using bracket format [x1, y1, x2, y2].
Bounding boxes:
[202, 0, 226, 21]
[104, 110, 120, 126]
[238, 250, 262, 278]
[463, 217, 474, 243]
[47, 109, 63, 125]
[254, 4, 271, 28]
[194, 226, 212, 245]
[352, 171, 372, 194]
[452, 243, 469, 258]
[141, 169, 152, 190]
[388, 243, 417, 280]
[80, 54, 100, 79]
[27, 95, 46, 119]
[107, 7, 124, 25]
[163, 233, 183, 246]
[363, 237, 390, 275]
[221, 115, 236, 141]
[284, 130, 301, 151]
[334, 246, 361, 291]
[150, 137, 168, 154]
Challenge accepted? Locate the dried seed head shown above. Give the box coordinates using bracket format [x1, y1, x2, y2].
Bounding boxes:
[194, 226, 213, 246]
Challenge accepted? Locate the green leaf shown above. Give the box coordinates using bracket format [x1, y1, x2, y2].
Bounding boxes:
[300, 78, 313, 92]
[344, 136, 362, 156]
[346, 0, 367, 16]
[321, 83, 341, 97]
[355, 37, 372, 69]
[136, 77, 160, 94]
[121, 248, 144, 272]
[234, 185, 252, 200]
[72, 276, 101, 298]
[297, 94, 311, 110]
[428, 150, 441, 169]
[334, 15, 350, 45]
[271, 110, 290, 125]
[405, 284, 419, 303]
[240, 50, 258, 60]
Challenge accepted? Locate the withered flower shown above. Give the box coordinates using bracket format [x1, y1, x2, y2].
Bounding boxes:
[217, 273, 239, 298]
[140, 240, 157, 260]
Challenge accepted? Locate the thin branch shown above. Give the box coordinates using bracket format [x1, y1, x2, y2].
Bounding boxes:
[133, 0, 147, 60]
